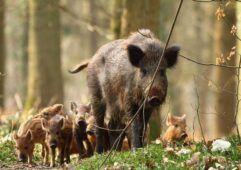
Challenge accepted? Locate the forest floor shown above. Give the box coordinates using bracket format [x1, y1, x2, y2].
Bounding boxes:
[0, 135, 240, 170]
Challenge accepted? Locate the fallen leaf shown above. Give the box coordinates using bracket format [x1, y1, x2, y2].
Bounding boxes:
[186, 152, 200, 167]
[165, 147, 175, 155]
[177, 148, 192, 155]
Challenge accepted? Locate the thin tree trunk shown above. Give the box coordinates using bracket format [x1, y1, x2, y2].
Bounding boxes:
[237, 2, 241, 135]
[214, 3, 236, 136]
[25, 0, 63, 111]
[110, 0, 123, 39]
[0, 0, 5, 109]
[89, 0, 98, 54]
[20, 1, 29, 103]
[120, 0, 161, 140]
[121, 0, 160, 38]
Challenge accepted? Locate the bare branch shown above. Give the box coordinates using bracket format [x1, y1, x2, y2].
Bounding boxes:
[234, 55, 241, 142]
[179, 54, 241, 69]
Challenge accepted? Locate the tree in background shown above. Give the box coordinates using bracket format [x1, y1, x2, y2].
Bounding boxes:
[116, 0, 161, 139]
[120, 0, 160, 38]
[110, 0, 123, 39]
[25, 0, 63, 112]
[214, 3, 236, 136]
[0, 0, 5, 109]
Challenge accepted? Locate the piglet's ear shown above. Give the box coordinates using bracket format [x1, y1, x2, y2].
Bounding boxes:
[12, 131, 18, 140]
[70, 102, 77, 113]
[52, 104, 63, 113]
[166, 113, 173, 126]
[26, 130, 33, 141]
[41, 119, 48, 131]
[127, 45, 144, 67]
[165, 45, 180, 68]
[60, 118, 65, 130]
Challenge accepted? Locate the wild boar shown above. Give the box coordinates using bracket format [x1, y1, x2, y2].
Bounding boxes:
[69, 102, 93, 158]
[162, 114, 187, 144]
[41, 115, 72, 167]
[69, 29, 180, 153]
[12, 118, 48, 164]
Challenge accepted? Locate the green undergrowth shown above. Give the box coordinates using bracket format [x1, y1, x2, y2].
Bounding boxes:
[77, 136, 241, 170]
[0, 135, 240, 169]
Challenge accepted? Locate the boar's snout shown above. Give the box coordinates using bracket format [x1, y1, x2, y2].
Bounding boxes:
[19, 153, 27, 162]
[180, 132, 188, 140]
[50, 141, 57, 149]
[78, 120, 87, 129]
[148, 96, 162, 106]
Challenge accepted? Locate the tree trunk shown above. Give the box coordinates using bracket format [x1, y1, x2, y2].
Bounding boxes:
[110, 0, 123, 39]
[120, 0, 161, 140]
[121, 0, 161, 38]
[25, 0, 63, 111]
[89, 0, 98, 54]
[0, 0, 5, 109]
[214, 3, 236, 136]
[20, 1, 29, 103]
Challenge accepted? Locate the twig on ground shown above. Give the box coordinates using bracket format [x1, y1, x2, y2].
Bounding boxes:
[194, 76, 206, 145]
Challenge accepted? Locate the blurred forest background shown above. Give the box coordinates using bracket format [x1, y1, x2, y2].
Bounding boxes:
[0, 0, 241, 141]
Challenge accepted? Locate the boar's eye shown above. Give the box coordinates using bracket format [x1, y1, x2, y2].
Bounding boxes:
[43, 112, 48, 116]
[56, 131, 60, 135]
[160, 69, 166, 76]
[24, 146, 28, 150]
[174, 124, 178, 128]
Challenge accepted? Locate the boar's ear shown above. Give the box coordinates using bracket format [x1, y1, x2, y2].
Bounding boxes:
[70, 102, 77, 113]
[127, 45, 144, 67]
[52, 104, 63, 113]
[41, 119, 48, 131]
[166, 113, 174, 126]
[26, 130, 33, 141]
[59, 118, 65, 130]
[181, 114, 186, 123]
[12, 131, 18, 140]
[165, 45, 180, 68]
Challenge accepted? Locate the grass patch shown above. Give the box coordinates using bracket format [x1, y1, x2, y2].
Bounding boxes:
[76, 136, 241, 170]
[0, 135, 240, 169]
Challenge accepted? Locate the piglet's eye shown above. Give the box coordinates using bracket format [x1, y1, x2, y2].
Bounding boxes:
[24, 146, 28, 150]
[141, 69, 147, 76]
[160, 69, 166, 76]
[174, 124, 178, 128]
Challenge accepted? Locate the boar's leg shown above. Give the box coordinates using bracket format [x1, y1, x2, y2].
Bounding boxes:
[83, 133, 93, 157]
[74, 130, 86, 159]
[128, 105, 152, 150]
[28, 152, 33, 164]
[65, 134, 72, 164]
[108, 118, 125, 151]
[50, 148, 56, 167]
[43, 142, 49, 165]
[41, 145, 45, 159]
[91, 99, 106, 154]
[131, 114, 143, 150]
[59, 145, 65, 165]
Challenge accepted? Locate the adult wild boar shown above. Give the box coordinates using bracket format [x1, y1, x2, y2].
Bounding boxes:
[70, 29, 180, 153]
